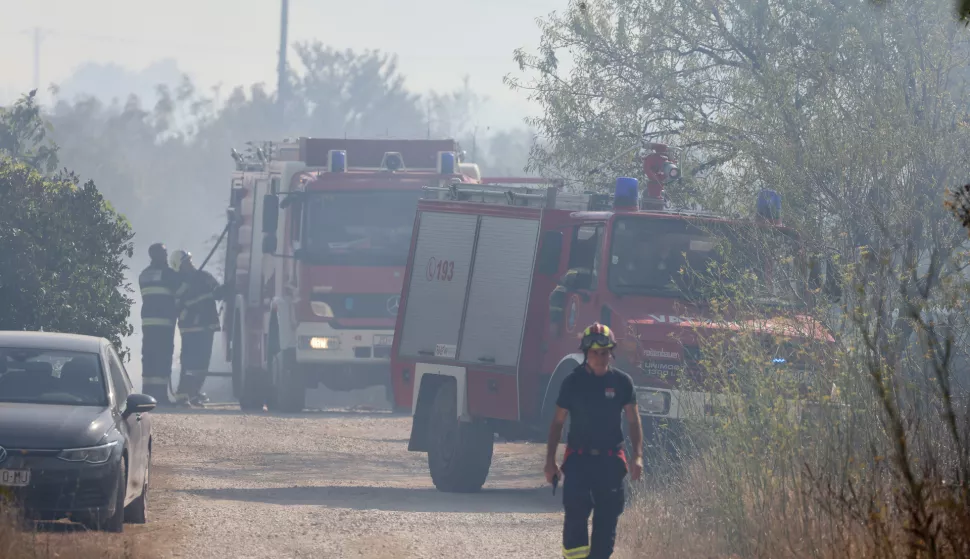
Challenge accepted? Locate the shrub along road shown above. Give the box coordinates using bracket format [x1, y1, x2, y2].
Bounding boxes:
[147, 406, 563, 558]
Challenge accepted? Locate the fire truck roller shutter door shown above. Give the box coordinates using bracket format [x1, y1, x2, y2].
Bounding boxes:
[457, 216, 541, 369]
[398, 212, 479, 359]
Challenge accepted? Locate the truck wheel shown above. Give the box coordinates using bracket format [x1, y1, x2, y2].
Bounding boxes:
[239, 368, 267, 412]
[231, 319, 244, 399]
[427, 381, 493, 493]
[270, 348, 305, 413]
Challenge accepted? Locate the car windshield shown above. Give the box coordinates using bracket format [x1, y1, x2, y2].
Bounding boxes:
[608, 216, 805, 305]
[302, 190, 422, 266]
[0, 348, 107, 406]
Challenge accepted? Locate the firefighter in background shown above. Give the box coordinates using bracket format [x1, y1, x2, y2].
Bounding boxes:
[545, 323, 644, 559]
[548, 267, 592, 334]
[170, 249, 225, 406]
[137, 243, 180, 406]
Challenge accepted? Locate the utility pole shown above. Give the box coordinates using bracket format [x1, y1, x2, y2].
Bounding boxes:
[33, 27, 42, 92]
[276, 0, 289, 124]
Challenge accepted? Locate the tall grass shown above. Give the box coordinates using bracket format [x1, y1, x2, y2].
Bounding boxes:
[0, 498, 153, 559]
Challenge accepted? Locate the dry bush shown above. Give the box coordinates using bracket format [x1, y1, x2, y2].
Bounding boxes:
[0, 499, 159, 559]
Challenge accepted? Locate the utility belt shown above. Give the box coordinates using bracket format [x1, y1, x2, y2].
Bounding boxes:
[564, 445, 627, 464]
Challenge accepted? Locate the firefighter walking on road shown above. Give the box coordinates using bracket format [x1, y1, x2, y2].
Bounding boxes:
[170, 249, 225, 406]
[545, 323, 644, 559]
[138, 243, 180, 406]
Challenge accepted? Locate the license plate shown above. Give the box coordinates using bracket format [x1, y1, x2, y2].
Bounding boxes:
[0, 469, 30, 487]
[373, 335, 393, 347]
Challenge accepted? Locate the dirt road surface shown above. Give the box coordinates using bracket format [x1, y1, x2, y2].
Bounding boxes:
[147, 406, 563, 558]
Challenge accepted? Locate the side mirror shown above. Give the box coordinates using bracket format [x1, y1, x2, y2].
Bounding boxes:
[262, 194, 280, 233]
[537, 231, 563, 275]
[262, 234, 278, 254]
[123, 393, 156, 418]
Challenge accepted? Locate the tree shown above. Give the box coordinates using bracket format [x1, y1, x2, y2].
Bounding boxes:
[0, 90, 59, 173]
[0, 89, 135, 357]
[509, 0, 970, 554]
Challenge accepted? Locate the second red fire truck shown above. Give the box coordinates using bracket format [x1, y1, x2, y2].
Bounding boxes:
[389, 143, 835, 492]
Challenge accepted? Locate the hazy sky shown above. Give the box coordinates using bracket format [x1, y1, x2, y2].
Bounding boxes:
[0, 0, 567, 130]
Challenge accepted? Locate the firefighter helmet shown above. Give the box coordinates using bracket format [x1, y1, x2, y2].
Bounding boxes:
[169, 249, 191, 272]
[579, 323, 616, 351]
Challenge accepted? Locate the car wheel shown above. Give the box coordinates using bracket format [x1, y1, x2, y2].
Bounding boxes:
[86, 459, 126, 532]
[124, 450, 149, 524]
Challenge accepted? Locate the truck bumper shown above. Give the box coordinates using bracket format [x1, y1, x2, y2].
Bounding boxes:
[293, 323, 393, 391]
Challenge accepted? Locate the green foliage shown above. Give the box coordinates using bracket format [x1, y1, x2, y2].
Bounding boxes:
[511, 0, 970, 554]
[0, 90, 59, 173]
[0, 158, 135, 358]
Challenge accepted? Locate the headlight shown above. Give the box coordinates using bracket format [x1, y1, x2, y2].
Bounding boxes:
[636, 388, 671, 415]
[300, 336, 340, 350]
[58, 441, 118, 464]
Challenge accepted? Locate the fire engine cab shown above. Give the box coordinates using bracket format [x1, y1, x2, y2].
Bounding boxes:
[221, 137, 483, 412]
[389, 143, 833, 492]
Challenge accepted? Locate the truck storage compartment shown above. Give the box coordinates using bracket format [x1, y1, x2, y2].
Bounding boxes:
[397, 211, 479, 359]
[457, 216, 540, 369]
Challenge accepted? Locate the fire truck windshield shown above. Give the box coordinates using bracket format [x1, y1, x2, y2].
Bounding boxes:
[608, 216, 805, 306]
[302, 190, 422, 266]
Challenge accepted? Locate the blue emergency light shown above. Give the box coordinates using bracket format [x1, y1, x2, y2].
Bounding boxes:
[756, 189, 782, 222]
[328, 150, 346, 173]
[614, 177, 639, 208]
[438, 151, 456, 175]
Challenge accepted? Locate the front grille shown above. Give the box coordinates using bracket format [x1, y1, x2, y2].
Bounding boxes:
[27, 481, 109, 510]
[311, 293, 399, 319]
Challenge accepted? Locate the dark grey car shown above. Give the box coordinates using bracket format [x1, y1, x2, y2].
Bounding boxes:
[0, 331, 156, 532]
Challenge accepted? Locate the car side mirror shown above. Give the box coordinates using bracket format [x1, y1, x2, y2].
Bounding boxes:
[123, 393, 157, 418]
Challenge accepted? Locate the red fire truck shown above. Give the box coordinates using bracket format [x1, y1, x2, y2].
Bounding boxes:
[388, 143, 835, 492]
[220, 137, 483, 412]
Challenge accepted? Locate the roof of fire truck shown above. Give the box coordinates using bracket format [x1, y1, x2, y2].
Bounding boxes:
[419, 176, 795, 234]
[231, 136, 486, 189]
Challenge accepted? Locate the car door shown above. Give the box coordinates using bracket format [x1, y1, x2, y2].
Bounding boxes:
[105, 347, 143, 502]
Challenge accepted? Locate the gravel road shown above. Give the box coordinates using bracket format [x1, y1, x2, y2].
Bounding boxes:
[146, 406, 564, 558]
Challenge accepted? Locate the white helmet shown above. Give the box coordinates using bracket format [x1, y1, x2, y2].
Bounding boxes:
[169, 249, 191, 272]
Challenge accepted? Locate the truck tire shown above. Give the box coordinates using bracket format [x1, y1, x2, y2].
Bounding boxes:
[239, 368, 267, 412]
[270, 348, 305, 413]
[539, 360, 578, 443]
[231, 318, 244, 399]
[427, 381, 493, 493]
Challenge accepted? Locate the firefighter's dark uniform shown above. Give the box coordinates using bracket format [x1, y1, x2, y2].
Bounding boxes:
[556, 363, 637, 559]
[138, 261, 181, 404]
[549, 267, 592, 325]
[174, 268, 224, 402]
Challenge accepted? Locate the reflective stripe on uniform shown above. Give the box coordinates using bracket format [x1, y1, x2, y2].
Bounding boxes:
[176, 283, 189, 297]
[143, 318, 175, 327]
[141, 286, 173, 296]
[562, 545, 590, 558]
[179, 326, 206, 333]
[185, 292, 214, 307]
